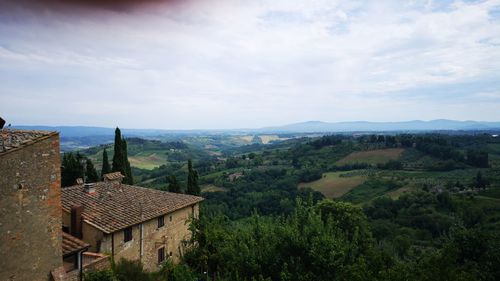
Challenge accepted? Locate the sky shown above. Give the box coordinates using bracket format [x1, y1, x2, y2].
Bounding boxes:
[1, 0, 500, 129]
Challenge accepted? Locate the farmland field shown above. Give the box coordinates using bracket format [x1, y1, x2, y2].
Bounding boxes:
[129, 152, 166, 170]
[299, 171, 367, 198]
[336, 148, 404, 165]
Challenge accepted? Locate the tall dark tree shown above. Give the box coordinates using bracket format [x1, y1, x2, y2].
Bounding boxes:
[122, 139, 133, 185]
[85, 158, 99, 183]
[61, 152, 84, 187]
[167, 175, 181, 193]
[101, 148, 111, 177]
[112, 127, 125, 175]
[111, 127, 133, 184]
[186, 159, 200, 195]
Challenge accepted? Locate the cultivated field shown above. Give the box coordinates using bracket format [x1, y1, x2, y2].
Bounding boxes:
[299, 171, 367, 198]
[336, 148, 404, 165]
[128, 152, 166, 170]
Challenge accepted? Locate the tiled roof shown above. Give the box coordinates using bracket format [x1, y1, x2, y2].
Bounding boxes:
[61, 182, 204, 234]
[0, 129, 58, 155]
[62, 232, 89, 256]
[103, 172, 124, 181]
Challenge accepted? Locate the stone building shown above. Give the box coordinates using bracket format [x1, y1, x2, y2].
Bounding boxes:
[61, 172, 204, 271]
[0, 130, 63, 281]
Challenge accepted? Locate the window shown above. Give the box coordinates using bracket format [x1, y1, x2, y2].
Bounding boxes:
[169, 215, 172, 222]
[158, 247, 165, 264]
[124, 227, 133, 242]
[158, 215, 165, 228]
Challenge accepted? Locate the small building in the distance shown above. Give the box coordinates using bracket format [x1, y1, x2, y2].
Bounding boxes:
[61, 172, 204, 271]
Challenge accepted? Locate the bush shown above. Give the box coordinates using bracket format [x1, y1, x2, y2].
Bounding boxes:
[84, 270, 116, 281]
[113, 259, 151, 281]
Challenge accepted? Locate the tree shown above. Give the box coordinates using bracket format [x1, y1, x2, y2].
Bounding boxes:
[111, 127, 133, 184]
[101, 148, 111, 177]
[186, 160, 200, 195]
[168, 175, 181, 193]
[61, 152, 84, 187]
[473, 171, 488, 189]
[112, 127, 125, 175]
[122, 139, 133, 185]
[85, 158, 99, 183]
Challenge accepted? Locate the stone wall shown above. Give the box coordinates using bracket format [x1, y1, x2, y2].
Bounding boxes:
[0, 133, 62, 281]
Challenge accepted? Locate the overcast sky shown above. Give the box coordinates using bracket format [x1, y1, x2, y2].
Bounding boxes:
[1, 0, 500, 129]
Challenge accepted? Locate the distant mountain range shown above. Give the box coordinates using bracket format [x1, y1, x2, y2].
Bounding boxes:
[12, 119, 500, 138]
[259, 119, 500, 133]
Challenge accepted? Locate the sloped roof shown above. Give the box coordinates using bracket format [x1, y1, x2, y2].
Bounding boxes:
[103, 172, 124, 181]
[62, 232, 89, 256]
[0, 129, 58, 155]
[61, 182, 204, 234]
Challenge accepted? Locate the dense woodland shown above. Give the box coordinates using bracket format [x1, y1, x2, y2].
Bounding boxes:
[62, 130, 500, 281]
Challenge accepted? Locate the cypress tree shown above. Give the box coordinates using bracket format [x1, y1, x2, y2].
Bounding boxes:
[101, 148, 111, 177]
[122, 139, 133, 185]
[186, 159, 200, 195]
[167, 175, 181, 193]
[112, 127, 125, 175]
[85, 158, 99, 183]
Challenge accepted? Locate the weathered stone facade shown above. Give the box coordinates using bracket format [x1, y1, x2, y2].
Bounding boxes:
[0, 132, 62, 281]
[63, 202, 199, 271]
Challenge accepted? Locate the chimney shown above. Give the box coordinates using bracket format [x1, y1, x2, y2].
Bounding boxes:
[70, 205, 83, 239]
[84, 183, 96, 194]
[103, 172, 125, 184]
[75, 178, 84, 185]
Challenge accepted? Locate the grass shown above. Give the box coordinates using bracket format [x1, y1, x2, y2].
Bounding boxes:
[298, 171, 367, 198]
[336, 148, 404, 165]
[201, 184, 227, 193]
[386, 185, 416, 199]
[128, 151, 167, 170]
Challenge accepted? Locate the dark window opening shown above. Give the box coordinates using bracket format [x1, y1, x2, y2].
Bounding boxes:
[158, 247, 165, 264]
[158, 215, 165, 228]
[124, 227, 133, 242]
[169, 215, 172, 222]
[62, 226, 69, 233]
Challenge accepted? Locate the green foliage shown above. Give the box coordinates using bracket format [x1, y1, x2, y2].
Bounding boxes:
[185, 199, 384, 281]
[186, 159, 200, 195]
[86, 158, 99, 183]
[111, 127, 133, 184]
[167, 175, 181, 193]
[113, 258, 151, 281]
[101, 148, 111, 177]
[84, 270, 116, 281]
[61, 152, 85, 187]
[112, 127, 125, 175]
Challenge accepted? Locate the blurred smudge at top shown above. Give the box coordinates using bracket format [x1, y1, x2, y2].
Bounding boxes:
[0, 0, 184, 13]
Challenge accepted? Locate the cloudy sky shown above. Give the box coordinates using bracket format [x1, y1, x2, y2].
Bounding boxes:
[1, 0, 500, 129]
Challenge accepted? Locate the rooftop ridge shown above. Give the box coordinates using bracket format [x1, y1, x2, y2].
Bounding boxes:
[61, 181, 203, 233]
[0, 129, 58, 155]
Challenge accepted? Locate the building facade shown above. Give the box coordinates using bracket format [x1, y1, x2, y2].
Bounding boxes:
[61, 173, 203, 272]
[0, 130, 63, 281]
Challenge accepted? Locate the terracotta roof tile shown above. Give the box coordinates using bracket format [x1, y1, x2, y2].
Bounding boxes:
[103, 172, 124, 181]
[61, 182, 204, 234]
[62, 232, 89, 256]
[0, 129, 58, 155]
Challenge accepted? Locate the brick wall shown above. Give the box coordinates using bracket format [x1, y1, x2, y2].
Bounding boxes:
[0, 134, 62, 281]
